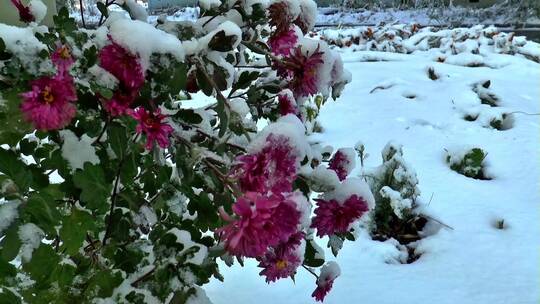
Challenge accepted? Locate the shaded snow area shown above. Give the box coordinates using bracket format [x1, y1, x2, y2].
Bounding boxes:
[204, 34, 540, 303]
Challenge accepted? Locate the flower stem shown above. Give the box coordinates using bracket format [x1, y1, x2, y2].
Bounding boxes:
[302, 264, 319, 279]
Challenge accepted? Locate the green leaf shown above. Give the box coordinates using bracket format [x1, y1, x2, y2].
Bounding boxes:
[120, 152, 138, 183]
[0, 255, 16, 281]
[23, 244, 59, 286]
[96, 86, 113, 99]
[231, 71, 259, 94]
[0, 225, 21, 261]
[51, 262, 76, 288]
[0, 288, 21, 304]
[304, 239, 325, 267]
[24, 192, 61, 234]
[170, 63, 187, 94]
[208, 30, 237, 52]
[0, 37, 11, 60]
[29, 165, 50, 190]
[0, 149, 33, 192]
[59, 209, 95, 255]
[177, 109, 203, 124]
[97, 2, 109, 18]
[85, 270, 123, 298]
[108, 124, 128, 159]
[53, 7, 77, 34]
[216, 96, 229, 137]
[73, 163, 112, 213]
[196, 68, 213, 96]
[83, 45, 98, 69]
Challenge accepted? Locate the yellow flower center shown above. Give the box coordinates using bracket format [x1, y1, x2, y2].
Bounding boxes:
[59, 46, 71, 59]
[145, 117, 155, 126]
[42, 86, 54, 104]
[276, 260, 288, 270]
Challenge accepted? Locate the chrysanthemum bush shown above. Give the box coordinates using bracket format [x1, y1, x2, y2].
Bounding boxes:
[0, 0, 379, 303]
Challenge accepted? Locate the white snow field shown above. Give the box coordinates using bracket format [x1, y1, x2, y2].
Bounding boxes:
[204, 37, 540, 303]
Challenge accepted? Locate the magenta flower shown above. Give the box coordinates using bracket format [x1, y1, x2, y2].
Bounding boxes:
[10, 0, 34, 23]
[258, 232, 304, 283]
[328, 149, 354, 181]
[51, 45, 75, 75]
[268, 29, 298, 56]
[268, 1, 295, 34]
[312, 262, 341, 302]
[103, 92, 135, 117]
[99, 40, 145, 92]
[131, 107, 174, 150]
[277, 90, 298, 116]
[20, 75, 77, 131]
[233, 134, 297, 194]
[280, 46, 324, 98]
[311, 194, 369, 237]
[218, 192, 301, 258]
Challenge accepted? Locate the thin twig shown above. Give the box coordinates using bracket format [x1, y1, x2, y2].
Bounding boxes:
[102, 157, 125, 246]
[131, 266, 156, 287]
[79, 0, 87, 28]
[423, 214, 454, 230]
[302, 264, 319, 279]
[98, 0, 110, 26]
[93, 119, 110, 145]
[177, 121, 246, 152]
[193, 59, 231, 110]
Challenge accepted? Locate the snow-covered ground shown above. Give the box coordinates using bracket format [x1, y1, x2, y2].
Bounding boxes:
[204, 38, 540, 303]
[73, 6, 540, 28]
[317, 6, 540, 26]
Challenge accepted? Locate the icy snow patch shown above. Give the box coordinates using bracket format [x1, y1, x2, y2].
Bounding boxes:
[0, 200, 21, 234]
[29, 0, 47, 23]
[59, 130, 100, 171]
[18, 223, 44, 263]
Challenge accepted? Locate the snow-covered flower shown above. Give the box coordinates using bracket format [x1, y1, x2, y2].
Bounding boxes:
[99, 39, 145, 91]
[218, 192, 301, 258]
[258, 232, 304, 282]
[51, 45, 75, 75]
[312, 261, 340, 302]
[131, 107, 174, 150]
[233, 134, 297, 194]
[280, 46, 324, 97]
[20, 75, 77, 131]
[267, 1, 296, 34]
[10, 0, 34, 23]
[311, 194, 369, 237]
[328, 148, 355, 181]
[103, 92, 135, 117]
[268, 29, 298, 56]
[277, 90, 298, 116]
[293, 0, 317, 35]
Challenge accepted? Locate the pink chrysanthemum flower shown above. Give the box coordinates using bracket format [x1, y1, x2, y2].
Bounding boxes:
[312, 262, 341, 302]
[277, 90, 298, 116]
[268, 1, 295, 34]
[131, 107, 174, 150]
[280, 46, 324, 98]
[20, 75, 77, 131]
[233, 134, 297, 194]
[103, 92, 135, 117]
[328, 149, 355, 181]
[311, 194, 369, 237]
[10, 0, 34, 23]
[268, 29, 298, 56]
[258, 232, 304, 283]
[99, 40, 145, 91]
[51, 45, 75, 75]
[218, 192, 301, 258]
